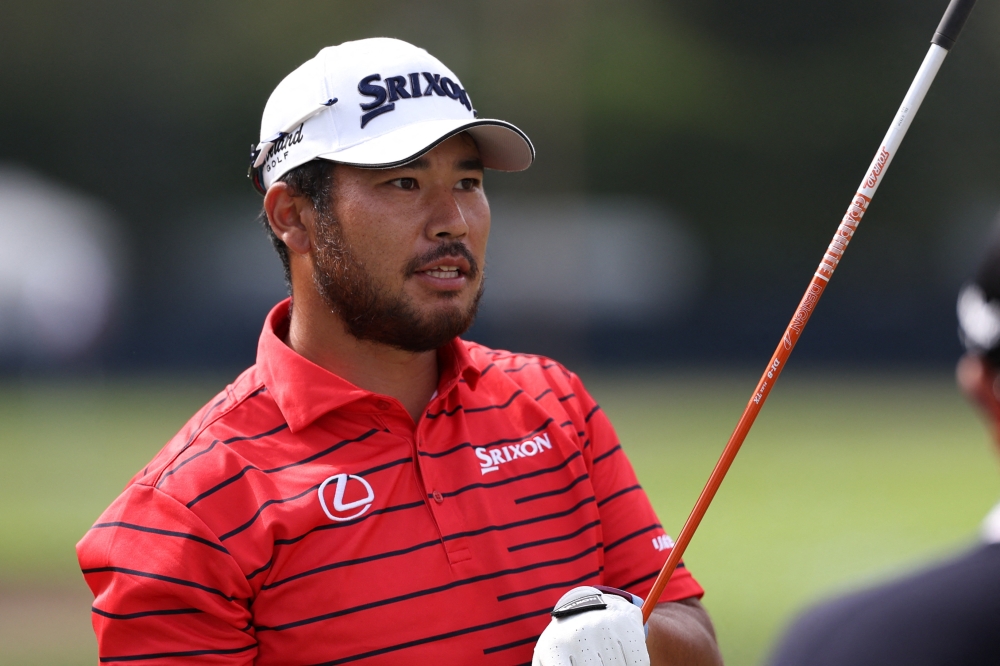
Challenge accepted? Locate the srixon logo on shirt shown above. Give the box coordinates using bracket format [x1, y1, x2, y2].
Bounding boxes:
[358, 72, 473, 128]
[476, 433, 553, 475]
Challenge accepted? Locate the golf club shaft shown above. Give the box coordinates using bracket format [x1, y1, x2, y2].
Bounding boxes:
[640, 0, 977, 624]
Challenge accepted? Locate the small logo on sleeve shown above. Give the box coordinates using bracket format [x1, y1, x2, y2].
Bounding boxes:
[475, 433, 552, 475]
[318, 473, 375, 522]
[652, 534, 675, 552]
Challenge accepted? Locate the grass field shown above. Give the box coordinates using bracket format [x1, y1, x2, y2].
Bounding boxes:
[1, 371, 998, 665]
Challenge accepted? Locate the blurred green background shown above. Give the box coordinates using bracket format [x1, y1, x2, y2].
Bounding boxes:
[2, 0, 999, 367]
[2, 373, 997, 665]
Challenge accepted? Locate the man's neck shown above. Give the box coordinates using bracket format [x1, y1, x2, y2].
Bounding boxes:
[285, 296, 439, 424]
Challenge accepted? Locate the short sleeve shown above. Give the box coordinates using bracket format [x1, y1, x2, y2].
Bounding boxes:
[76, 483, 258, 663]
[569, 374, 704, 603]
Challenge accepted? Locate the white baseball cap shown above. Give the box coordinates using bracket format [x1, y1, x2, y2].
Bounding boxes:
[249, 38, 535, 194]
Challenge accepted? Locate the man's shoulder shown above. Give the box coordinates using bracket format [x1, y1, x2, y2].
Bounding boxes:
[128, 365, 287, 498]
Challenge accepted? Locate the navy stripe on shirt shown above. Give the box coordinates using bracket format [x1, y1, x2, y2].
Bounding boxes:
[496, 568, 602, 602]
[619, 564, 686, 594]
[90, 522, 229, 555]
[262, 538, 442, 591]
[184, 427, 381, 506]
[158, 421, 288, 488]
[309, 608, 551, 665]
[432, 451, 582, 500]
[80, 566, 243, 602]
[99, 643, 257, 663]
[443, 496, 596, 542]
[592, 443, 622, 464]
[597, 484, 641, 508]
[483, 634, 541, 654]
[514, 473, 589, 504]
[605, 523, 661, 552]
[256, 545, 601, 632]
[273, 499, 425, 547]
[424, 389, 525, 419]
[507, 519, 601, 553]
[92, 606, 203, 621]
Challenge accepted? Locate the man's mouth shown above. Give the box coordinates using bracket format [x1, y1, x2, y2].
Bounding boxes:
[408, 244, 477, 283]
[422, 265, 462, 279]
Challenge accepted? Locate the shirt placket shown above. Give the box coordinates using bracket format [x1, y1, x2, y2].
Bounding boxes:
[415, 413, 473, 566]
[374, 396, 473, 566]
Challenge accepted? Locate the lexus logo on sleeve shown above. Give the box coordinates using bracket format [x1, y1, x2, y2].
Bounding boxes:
[318, 473, 375, 522]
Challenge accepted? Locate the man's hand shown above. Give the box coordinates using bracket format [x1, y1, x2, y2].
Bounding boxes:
[645, 597, 723, 666]
[533, 586, 649, 666]
[533, 586, 724, 666]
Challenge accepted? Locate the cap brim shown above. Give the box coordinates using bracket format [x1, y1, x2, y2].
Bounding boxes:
[315, 118, 534, 172]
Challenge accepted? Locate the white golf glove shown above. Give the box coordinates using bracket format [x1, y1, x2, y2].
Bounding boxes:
[532, 585, 649, 666]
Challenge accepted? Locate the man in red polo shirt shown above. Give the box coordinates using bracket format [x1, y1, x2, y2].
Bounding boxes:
[77, 38, 722, 665]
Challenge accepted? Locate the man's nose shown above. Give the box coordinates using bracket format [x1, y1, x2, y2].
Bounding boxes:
[424, 186, 469, 240]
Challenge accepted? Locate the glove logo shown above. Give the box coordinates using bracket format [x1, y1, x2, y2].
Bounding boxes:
[318, 473, 375, 522]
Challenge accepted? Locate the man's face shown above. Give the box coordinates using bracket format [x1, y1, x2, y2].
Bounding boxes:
[311, 133, 489, 352]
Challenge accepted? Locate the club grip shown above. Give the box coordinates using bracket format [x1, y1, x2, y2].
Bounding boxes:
[931, 0, 977, 49]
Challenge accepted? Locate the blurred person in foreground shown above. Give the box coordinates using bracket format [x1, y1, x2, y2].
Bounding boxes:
[767, 242, 1000, 666]
[75, 39, 722, 665]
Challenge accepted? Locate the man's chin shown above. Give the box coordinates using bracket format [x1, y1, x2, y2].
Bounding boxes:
[408, 283, 469, 302]
[384, 321, 474, 353]
[331, 279, 484, 352]
[409, 290, 476, 317]
[414, 307, 477, 338]
[398, 302, 479, 347]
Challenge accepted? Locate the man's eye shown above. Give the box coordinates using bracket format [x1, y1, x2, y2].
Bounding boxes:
[456, 178, 479, 191]
[390, 178, 418, 190]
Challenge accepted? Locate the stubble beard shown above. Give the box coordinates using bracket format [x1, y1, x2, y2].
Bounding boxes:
[311, 210, 484, 353]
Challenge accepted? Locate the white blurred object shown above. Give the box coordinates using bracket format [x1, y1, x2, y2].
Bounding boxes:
[482, 197, 704, 324]
[0, 165, 120, 361]
[533, 586, 650, 666]
[957, 283, 1000, 353]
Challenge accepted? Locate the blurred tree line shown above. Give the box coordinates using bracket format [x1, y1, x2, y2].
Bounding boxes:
[2, 0, 998, 369]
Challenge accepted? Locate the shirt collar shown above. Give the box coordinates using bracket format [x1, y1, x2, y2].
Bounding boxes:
[257, 298, 482, 433]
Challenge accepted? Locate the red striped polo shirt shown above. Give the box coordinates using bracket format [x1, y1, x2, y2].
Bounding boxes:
[77, 298, 703, 665]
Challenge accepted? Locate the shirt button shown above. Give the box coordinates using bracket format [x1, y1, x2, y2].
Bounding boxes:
[376, 400, 390, 410]
[432, 490, 444, 504]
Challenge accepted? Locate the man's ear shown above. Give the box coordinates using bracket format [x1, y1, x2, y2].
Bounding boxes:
[264, 182, 312, 255]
